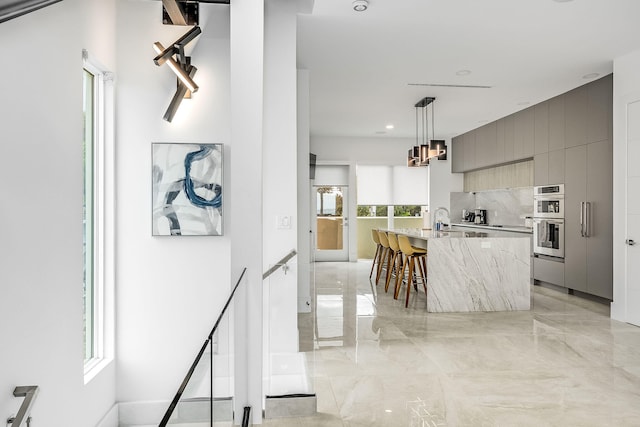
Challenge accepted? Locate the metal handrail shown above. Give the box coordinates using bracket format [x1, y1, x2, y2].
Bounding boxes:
[8, 385, 39, 427]
[159, 268, 247, 427]
[263, 249, 297, 280]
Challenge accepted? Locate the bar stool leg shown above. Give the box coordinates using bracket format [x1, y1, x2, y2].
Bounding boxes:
[394, 255, 406, 300]
[405, 256, 416, 307]
[369, 243, 381, 279]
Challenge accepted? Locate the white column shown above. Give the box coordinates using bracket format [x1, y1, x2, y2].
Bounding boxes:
[297, 69, 312, 312]
[230, 0, 264, 423]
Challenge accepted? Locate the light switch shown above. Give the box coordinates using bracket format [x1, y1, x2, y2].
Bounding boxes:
[277, 215, 292, 229]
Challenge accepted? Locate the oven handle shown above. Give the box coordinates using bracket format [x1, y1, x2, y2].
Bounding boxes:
[532, 218, 564, 225]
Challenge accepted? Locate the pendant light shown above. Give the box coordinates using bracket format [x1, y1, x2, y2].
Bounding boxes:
[407, 106, 421, 167]
[407, 96, 447, 167]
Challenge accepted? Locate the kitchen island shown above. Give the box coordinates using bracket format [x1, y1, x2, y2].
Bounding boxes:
[390, 227, 531, 313]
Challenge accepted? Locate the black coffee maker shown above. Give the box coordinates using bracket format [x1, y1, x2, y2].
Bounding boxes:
[474, 209, 487, 225]
[462, 209, 475, 223]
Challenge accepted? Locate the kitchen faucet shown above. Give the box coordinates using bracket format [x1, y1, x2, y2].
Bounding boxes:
[432, 207, 450, 231]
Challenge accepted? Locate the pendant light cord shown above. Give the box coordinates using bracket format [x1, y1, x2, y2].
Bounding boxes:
[431, 100, 435, 141]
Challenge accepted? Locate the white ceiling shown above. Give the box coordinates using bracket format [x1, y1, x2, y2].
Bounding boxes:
[297, 0, 640, 140]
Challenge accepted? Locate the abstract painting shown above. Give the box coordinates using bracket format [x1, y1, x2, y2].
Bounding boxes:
[152, 143, 223, 236]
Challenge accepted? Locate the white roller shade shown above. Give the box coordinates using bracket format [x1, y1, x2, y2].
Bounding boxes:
[392, 166, 428, 205]
[356, 165, 392, 205]
[357, 165, 428, 205]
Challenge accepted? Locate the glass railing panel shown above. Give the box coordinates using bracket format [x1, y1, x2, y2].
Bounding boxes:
[263, 261, 316, 399]
[161, 269, 245, 427]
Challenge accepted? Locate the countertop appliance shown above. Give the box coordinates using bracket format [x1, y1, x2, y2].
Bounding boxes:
[533, 184, 564, 259]
[474, 209, 487, 225]
[462, 209, 475, 223]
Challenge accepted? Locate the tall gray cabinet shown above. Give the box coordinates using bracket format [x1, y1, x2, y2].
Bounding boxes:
[563, 76, 613, 300]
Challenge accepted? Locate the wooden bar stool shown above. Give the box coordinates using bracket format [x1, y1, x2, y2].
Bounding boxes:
[385, 232, 404, 294]
[369, 228, 383, 280]
[396, 234, 428, 307]
[376, 230, 392, 286]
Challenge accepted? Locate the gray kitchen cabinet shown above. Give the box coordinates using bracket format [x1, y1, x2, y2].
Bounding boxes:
[585, 139, 613, 299]
[564, 145, 588, 293]
[451, 135, 464, 173]
[534, 152, 548, 186]
[587, 74, 613, 145]
[476, 122, 496, 169]
[463, 130, 476, 171]
[533, 256, 564, 286]
[564, 140, 613, 299]
[564, 85, 588, 148]
[549, 95, 565, 152]
[503, 114, 515, 162]
[534, 148, 564, 186]
[514, 107, 535, 160]
[534, 101, 549, 155]
[547, 149, 565, 185]
[495, 117, 506, 165]
[474, 125, 487, 169]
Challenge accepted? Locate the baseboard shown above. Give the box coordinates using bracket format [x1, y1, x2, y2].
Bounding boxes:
[264, 394, 317, 419]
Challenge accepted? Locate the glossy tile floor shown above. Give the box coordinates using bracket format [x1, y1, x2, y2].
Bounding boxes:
[265, 261, 640, 427]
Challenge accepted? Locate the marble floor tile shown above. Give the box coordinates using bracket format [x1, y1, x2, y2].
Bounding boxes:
[281, 261, 640, 427]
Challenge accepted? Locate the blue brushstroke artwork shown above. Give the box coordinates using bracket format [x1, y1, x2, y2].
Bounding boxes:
[152, 143, 223, 236]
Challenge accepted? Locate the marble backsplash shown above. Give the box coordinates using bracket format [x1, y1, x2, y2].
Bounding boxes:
[450, 187, 533, 226]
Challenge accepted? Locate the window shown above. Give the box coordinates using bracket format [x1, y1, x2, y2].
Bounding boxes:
[83, 52, 112, 373]
[83, 67, 95, 363]
[356, 205, 424, 217]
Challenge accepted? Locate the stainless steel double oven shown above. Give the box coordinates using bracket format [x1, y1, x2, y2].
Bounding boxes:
[533, 184, 564, 259]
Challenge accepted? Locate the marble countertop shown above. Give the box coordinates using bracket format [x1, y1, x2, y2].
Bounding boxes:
[450, 223, 533, 234]
[387, 228, 531, 239]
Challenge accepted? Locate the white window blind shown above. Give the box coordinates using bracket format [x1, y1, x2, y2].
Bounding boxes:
[357, 165, 428, 205]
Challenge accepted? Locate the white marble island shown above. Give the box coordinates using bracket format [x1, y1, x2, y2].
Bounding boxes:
[392, 228, 531, 313]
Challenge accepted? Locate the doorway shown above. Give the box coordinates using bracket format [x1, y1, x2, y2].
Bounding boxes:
[625, 98, 640, 326]
[313, 186, 349, 261]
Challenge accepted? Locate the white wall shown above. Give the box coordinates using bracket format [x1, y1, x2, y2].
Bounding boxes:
[115, 0, 232, 409]
[262, 0, 300, 407]
[297, 70, 312, 312]
[311, 135, 412, 165]
[0, 0, 117, 425]
[611, 49, 640, 322]
[428, 139, 464, 219]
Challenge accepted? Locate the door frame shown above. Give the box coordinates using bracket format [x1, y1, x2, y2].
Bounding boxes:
[312, 185, 349, 262]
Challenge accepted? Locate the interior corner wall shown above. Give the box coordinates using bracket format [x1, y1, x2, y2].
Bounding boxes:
[611, 49, 640, 322]
[0, 0, 117, 426]
[114, 0, 232, 410]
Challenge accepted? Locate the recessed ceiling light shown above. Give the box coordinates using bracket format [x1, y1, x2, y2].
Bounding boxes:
[582, 72, 600, 79]
[456, 69, 471, 76]
[385, 409, 393, 413]
[352, 0, 368, 11]
[386, 124, 394, 129]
